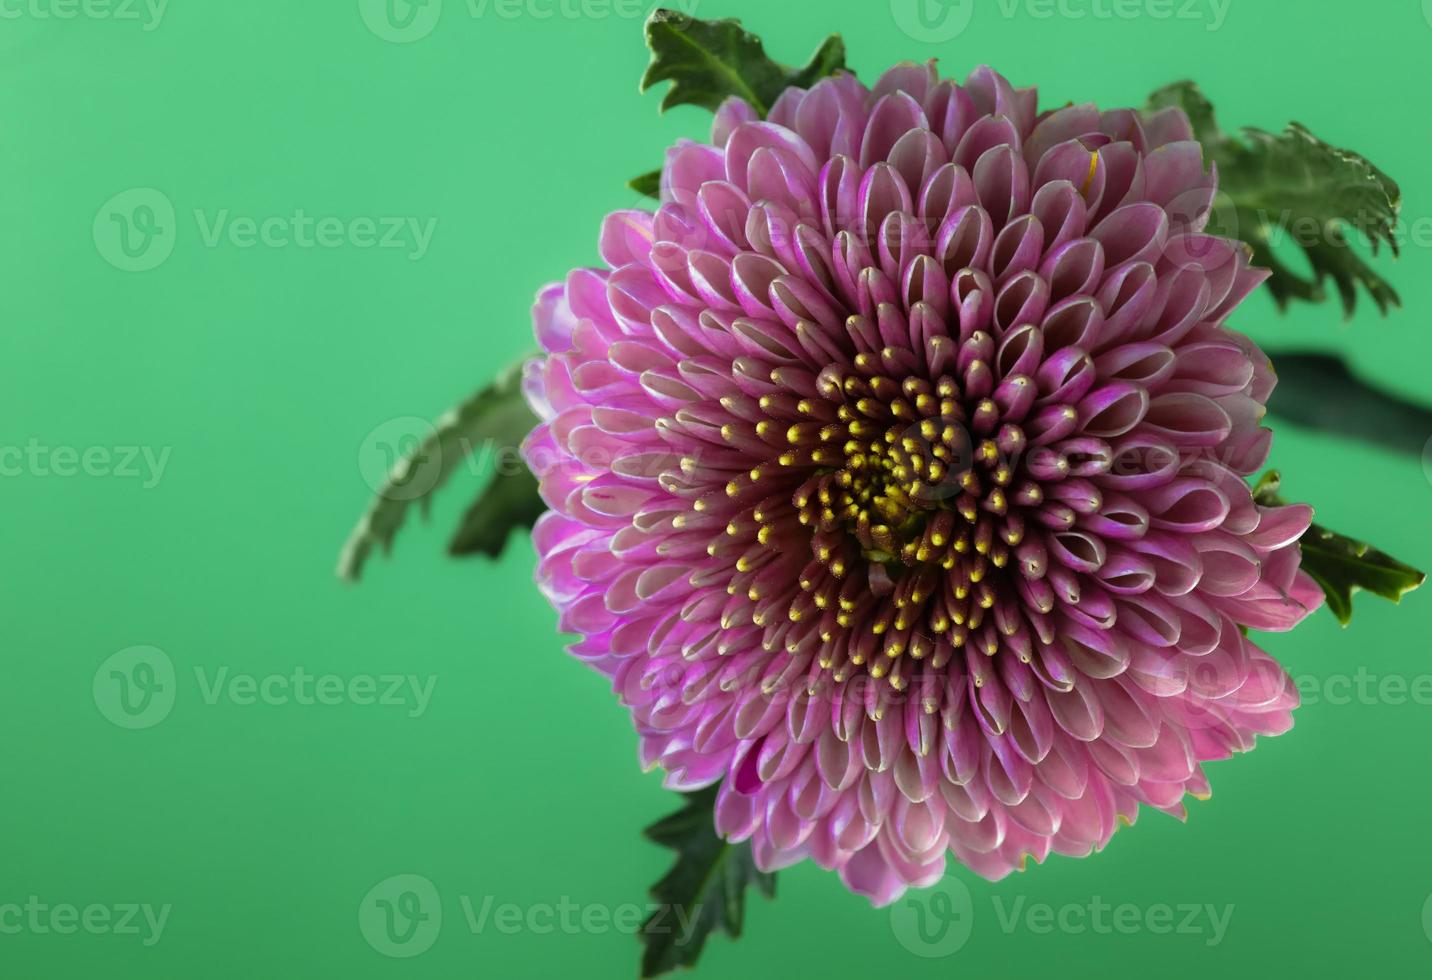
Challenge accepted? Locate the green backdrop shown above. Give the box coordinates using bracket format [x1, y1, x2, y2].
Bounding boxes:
[5, 0, 1431, 976]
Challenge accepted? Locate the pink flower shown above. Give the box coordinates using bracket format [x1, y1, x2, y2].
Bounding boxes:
[522, 62, 1323, 906]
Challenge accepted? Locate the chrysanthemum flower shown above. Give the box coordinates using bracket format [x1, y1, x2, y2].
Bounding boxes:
[523, 62, 1324, 905]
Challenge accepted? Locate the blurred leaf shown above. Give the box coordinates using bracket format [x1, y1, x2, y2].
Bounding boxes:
[640, 8, 846, 116]
[629, 168, 662, 199]
[448, 466, 545, 559]
[1267, 352, 1432, 456]
[337, 361, 539, 582]
[1147, 81, 1401, 316]
[1254, 471, 1425, 625]
[639, 785, 775, 978]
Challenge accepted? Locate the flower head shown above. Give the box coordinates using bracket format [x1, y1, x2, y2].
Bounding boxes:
[523, 62, 1323, 905]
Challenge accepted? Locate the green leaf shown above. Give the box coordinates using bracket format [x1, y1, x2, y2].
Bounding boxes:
[640, 8, 847, 117]
[1147, 81, 1402, 317]
[639, 786, 775, 978]
[1266, 352, 1432, 457]
[448, 465, 545, 559]
[1301, 527, 1426, 626]
[785, 34, 847, 92]
[337, 361, 541, 582]
[629, 168, 662, 199]
[1254, 471, 1425, 625]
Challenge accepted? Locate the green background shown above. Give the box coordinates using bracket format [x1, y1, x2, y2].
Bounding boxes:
[4, 0, 1431, 976]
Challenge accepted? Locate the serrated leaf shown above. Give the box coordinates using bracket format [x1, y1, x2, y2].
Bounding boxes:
[786, 35, 847, 92]
[629, 168, 662, 199]
[1147, 81, 1402, 317]
[337, 361, 540, 582]
[1266, 352, 1432, 456]
[639, 786, 775, 978]
[640, 8, 846, 117]
[1301, 527, 1426, 625]
[1254, 471, 1425, 625]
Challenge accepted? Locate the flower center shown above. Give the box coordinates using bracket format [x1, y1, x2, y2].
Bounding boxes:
[748, 363, 1043, 688]
[703, 326, 1078, 695]
[795, 372, 977, 563]
[794, 366, 1026, 567]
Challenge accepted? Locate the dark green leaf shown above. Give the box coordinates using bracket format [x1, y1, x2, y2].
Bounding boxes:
[1147, 82, 1402, 317]
[447, 465, 545, 559]
[1266, 352, 1432, 456]
[786, 35, 847, 92]
[1150, 79, 1219, 146]
[640, 9, 846, 117]
[629, 169, 662, 199]
[640, 786, 775, 978]
[1254, 471, 1425, 625]
[337, 361, 540, 582]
